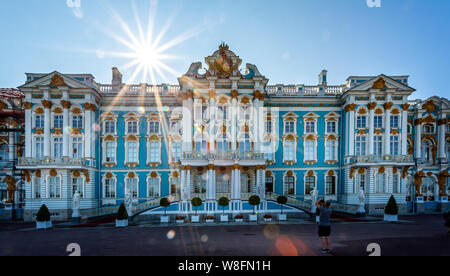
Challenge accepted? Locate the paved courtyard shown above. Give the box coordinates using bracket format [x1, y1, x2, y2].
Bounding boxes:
[0, 215, 449, 256]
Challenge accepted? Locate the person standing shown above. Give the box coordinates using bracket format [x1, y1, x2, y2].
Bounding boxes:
[316, 200, 332, 254]
[444, 211, 450, 235]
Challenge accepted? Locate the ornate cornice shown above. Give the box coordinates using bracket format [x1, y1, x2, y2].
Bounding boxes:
[384, 102, 394, 110]
[23, 102, 33, 110]
[208, 90, 216, 99]
[367, 102, 377, 110]
[61, 100, 71, 109]
[84, 103, 97, 112]
[438, 118, 448, 126]
[344, 103, 357, 112]
[41, 100, 53, 109]
[402, 104, 410, 111]
[50, 74, 67, 87]
[230, 90, 239, 99]
[371, 78, 387, 90]
[422, 101, 436, 113]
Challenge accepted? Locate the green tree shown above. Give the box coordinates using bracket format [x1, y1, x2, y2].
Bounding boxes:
[191, 197, 203, 215]
[277, 196, 288, 214]
[160, 198, 170, 216]
[218, 197, 230, 215]
[249, 195, 261, 215]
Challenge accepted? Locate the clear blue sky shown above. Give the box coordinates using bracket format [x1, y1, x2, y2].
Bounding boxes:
[0, 0, 449, 99]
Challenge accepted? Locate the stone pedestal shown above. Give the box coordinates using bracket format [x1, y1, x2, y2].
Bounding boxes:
[72, 209, 81, 224]
[357, 204, 366, 216]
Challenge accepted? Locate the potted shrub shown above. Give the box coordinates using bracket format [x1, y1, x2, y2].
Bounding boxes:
[36, 204, 52, 230]
[235, 215, 244, 223]
[277, 196, 288, 221]
[205, 216, 215, 223]
[160, 198, 170, 223]
[176, 216, 185, 224]
[218, 197, 230, 222]
[116, 203, 129, 228]
[264, 214, 273, 222]
[249, 195, 260, 222]
[191, 197, 202, 223]
[384, 195, 399, 222]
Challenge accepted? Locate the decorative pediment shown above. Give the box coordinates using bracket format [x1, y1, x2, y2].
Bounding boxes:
[205, 43, 242, 78]
[19, 71, 94, 90]
[348, 74, 415, 92]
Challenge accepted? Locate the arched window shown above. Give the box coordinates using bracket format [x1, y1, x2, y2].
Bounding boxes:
[375, 173, 386, 193]
[304, 175, 315, 195]
[194, 173, 207, 195]
[147, 176, 160, 198]
[0, 143, 8, 162]
[421, 177, 435, 201]
[356, 135, 367, 156]
[325, 174, 336, 195]
[390, 135, 400, 156]
[217, 133, 229, 155]
[241, 173, 251, 194]
[284, 140, 296, 161]
[374, 135, 383, 156]
[49, 175, 61, 198]
[325, 139, 337, 161]
[422, 139, 434, 164]
[72, 177, 84, 198]
[304, 140, 315, 161]
[284, 175, 295, 196]
[239, 134, 252, 155]
[125, 175, 138, 198]
[104, 177, 116, 198]
[422, 124, 435, 134]
[216, 174, 230, 194]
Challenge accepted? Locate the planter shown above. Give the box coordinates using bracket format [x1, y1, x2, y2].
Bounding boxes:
[220, 215, 229, 222]
[36, 220, 52, 230]
[206, 219, 215, 223]
[316, 216, 320, 223]
[176, 219, 185, 224]
[191, 215, 200, 223]
[116, 219, 128, 228]
[441, 196, 448, 203]
[384, 214, 398, 222]
[264, 218, 272, 222]
[249, 215, 258, 222]
[235, 219, 244, 223]
[160, 216, 170, 223]
[278, 214, 287, 221]
[416, 196, 425, 203]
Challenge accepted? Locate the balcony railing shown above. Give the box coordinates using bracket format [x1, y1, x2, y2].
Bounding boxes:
[266, 85, 345, 96]
[352, 155, 414, 164]
[18, 157, 87, 167]
[182, 151, 265, 161]
[99, 84, 180, 96]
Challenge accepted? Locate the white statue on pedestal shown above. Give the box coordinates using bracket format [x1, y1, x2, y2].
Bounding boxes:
[257, 185, 264, 199]
[310, 188, 319, 213]
[125, 192, 133, 216]
[357, 189, 366, 214]
[72, 191, 81, 218]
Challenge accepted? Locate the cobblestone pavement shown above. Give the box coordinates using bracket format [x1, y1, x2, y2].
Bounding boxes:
[0, 214, 448, 256]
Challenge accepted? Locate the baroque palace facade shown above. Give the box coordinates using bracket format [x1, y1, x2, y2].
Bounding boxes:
[15, 44, 450, 221]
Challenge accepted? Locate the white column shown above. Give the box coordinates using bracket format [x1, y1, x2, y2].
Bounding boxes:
[368, 108, 375, 155]
[63, 104, 69, 157]
[384, 107, 391, 155]
[209, 96, 215, 153]
[43, 102, 51, 157]
[8, 131, 14, 162]
[25, 106, 32, 158]
[401, 109, 408, 155]
[253, 97, 260, 153]
[438, 114, 447, 161]
[231, 97, 238, 154]
[415, 115, 422, 159]
[186, 169, 191, 200]
[180, 169, 186, 201]
[182, 93, 193, 154]
[84, 105, 92, 158]
[349, 110, 355, 156]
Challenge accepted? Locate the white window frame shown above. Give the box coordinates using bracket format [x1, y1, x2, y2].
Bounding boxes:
[103, 175, 117, 199]
[125, 175, 139, 198]
[147, 174, 161, 198]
